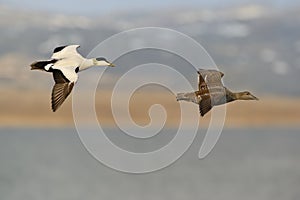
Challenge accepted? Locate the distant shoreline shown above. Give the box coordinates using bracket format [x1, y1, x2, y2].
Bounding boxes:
[1, 90, 300, 128]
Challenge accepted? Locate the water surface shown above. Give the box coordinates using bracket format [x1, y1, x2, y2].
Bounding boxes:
[0, 128, 299, 200]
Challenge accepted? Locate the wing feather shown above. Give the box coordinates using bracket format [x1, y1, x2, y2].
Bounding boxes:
[199, 95, 212, 117]
[51, 69, 77, 112]
[51, 45, 81, 60]
[198, 69, 224, 90]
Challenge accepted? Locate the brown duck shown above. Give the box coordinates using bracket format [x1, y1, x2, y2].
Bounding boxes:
[176, 69, 259, 116]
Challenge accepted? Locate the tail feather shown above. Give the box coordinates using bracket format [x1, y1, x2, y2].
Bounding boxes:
[176, 93, 185, 101]
[30, 59, 57, 71]
[176, 92, 199, 104]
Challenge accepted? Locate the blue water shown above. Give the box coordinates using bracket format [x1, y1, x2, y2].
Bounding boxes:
[0, 128, 299, 200]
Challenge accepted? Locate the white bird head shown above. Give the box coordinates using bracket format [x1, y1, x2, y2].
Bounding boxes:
[93, 57, 115, 67]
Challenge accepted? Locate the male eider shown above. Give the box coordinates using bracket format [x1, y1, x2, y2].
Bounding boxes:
[31, 45, 115, 112]
[176, 69, 258, 116]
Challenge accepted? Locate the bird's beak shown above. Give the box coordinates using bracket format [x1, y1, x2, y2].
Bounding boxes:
[109, 63, 115, 67]
[251, 94, 259, 100]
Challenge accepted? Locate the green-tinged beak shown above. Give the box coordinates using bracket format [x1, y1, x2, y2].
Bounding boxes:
[109, 63, 115, 67]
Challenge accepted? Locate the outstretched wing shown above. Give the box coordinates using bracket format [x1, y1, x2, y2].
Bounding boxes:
[198, 69, 224, 90]
[51, 45, 81, 60]
[198, 88, 227, 117]
[199, 95, 212, 117]
[51, 69, 77, 112]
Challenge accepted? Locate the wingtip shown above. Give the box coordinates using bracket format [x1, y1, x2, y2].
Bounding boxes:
[51, 105, 57, 112]
[200, 112, 205, 117]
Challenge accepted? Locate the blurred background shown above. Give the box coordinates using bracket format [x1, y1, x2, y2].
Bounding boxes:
[1, 0, 300, 199]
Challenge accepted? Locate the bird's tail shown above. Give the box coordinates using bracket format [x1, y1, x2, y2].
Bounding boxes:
[30, 59, 56, 71]
[176, 92, 199, 104]
[176, 93, 186, 101]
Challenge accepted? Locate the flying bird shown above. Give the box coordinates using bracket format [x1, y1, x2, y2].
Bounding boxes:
[176, 69, 258, 116]
[31, 45, 115, 112]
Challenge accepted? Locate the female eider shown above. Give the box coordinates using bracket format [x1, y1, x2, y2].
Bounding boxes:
[176, 69, 258, 116]
[31, 45, 115, 112]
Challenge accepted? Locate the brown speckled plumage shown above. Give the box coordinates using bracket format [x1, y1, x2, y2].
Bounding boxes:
[177, 69, 258, 117]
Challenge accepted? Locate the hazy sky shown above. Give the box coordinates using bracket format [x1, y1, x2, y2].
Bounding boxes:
[2, 0, 299, 15]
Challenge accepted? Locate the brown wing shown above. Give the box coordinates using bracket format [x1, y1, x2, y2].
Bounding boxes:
[199, 95, 212, 117]
[51, 69, 74, 112]
[199, 88, 227, 116]
[198, 71, 208, 91]
[198, 69, 224, 90]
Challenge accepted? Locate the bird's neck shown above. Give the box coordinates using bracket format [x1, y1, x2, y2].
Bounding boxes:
[226, 89, 238, 102]
[79, 58, 95, 71]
